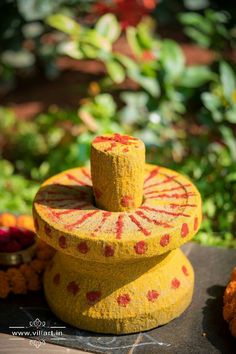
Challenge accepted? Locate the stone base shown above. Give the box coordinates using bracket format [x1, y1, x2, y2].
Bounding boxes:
[44, 248, 194, 334]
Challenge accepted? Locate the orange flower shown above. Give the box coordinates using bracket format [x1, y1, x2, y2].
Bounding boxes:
[31, 259, 47, 273]
[223, 267, 236, 337]
[0, 213, 17, 227]
[17, 215, 35, 231]
[0, 271, 10, 298]
[7, 268, 27, 294]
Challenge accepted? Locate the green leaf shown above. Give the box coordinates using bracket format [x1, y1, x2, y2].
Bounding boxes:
[95, 14, 121, 43]
[47, 14, 81, 37]
[105, 60, 125, 84]
[17, 0, 63, 21]
[128, 70, 160, 97]
[201, 92, 221, 112]
[220, 126, 236, 161]
[114, 53, 139, 72]
[1, 50, 35, 68]
[160, 40, 185, 81]
[84, 30, 111, 52]
[179, 66, 214, 87]
[80, 44, 98, 59]
[57, 41, 83, 59]
[184, 27, 210, 47]
[219, 61, 236, 101]
[126, 27, 142, 57]
[225, 109, 236, 123]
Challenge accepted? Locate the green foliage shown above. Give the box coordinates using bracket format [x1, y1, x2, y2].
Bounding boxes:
[179, 9, 235, 53]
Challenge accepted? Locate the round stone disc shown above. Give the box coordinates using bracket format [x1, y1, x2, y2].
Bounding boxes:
[44, 248, 194, 334]
[33, 164, 202, 262]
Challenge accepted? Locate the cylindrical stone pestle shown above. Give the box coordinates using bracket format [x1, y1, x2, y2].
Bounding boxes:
[90, 134, 145, 212]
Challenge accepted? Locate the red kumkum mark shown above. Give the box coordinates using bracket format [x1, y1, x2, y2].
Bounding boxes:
[170, 203, 197, 209]
[93, 134, 137, 146]
[117, 293, 131, 307]
[77, 241, 89, 254]
[58, 236, 67, 248]
[103, 245, 115, 257]
[145, 184, 191, 195]
[123, 147, 129, 153]
[121, 195, 134, 208]
[181, 223, 189, 238]
[91, 211, 112, 236]
[144, 167, 160, 185]
[44, 224, 52, 237]
[66, 210, 99, 229]
[147, 290, 160, 302]
[147, 192, 195, 199]
[171, 278, 180, 289]
[86, 291, 101, 304]
[104, 141, 117, 152]
[194, 217, 198, 231]
[66, 173, 87, 186]
[128, 215, 151, 236]
[140, 206, 190, 218]
[81, 168, 91, 180]
[144, 175, 177, 190]
[160, 234, 170, 247]
[135, 210, 172, 228]
[116, 214, 124, 239]
[182, 265, 189, 276]
[53, 273, 60, 285]
[134, 240, 148, 255]
[67, 281, 79, 295]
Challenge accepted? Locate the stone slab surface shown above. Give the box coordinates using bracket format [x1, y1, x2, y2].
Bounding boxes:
[0, 243, 236, 353]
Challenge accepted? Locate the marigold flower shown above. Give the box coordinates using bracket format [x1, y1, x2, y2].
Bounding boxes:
[0, 271, 10, 298]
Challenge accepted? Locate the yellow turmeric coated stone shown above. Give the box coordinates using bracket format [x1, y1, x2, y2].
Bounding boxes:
[91, 134, 145, 211]
[44, 248, 194, 334]
[32, 133, 202, 334]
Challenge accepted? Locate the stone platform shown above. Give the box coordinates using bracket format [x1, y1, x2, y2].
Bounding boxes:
[0, 243, 235, 353]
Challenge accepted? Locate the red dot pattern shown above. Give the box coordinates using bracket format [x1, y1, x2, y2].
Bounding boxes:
[160, 234, 170, 247]
[171, 278, 180, 289]
[134, 241, 148, 255]
[77, 241, 89, 254]
[59, 236, 67, 249]
[44, 224, 52, 237]
[181, 223, 189, 238]
[182, 265, 189, 276]
[103, 245, 115, 257]
[67, 281, 79, 295]
[117, 293, 131, 307]
[86, 291, 101, 304]
[147, 290, 160, 302]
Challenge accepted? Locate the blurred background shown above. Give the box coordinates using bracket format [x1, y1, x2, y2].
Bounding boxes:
[0, 0, 236, 247]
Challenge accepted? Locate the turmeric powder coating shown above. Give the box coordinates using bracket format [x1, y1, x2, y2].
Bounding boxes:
[33, 133, 202, 334]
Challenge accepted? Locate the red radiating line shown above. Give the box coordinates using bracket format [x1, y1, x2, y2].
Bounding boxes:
[144, 175, 177, 190]
[135, 211, 172, 228]
[66, 173, 87, 186]
[170, 203, 197, 209]
[144, 167, 160, 185]
[145, 184, 191, 195]
[140, 206, 190, 217]
[128, 215, 151, 236]
[53, 203, 91, 217]
[81, 168, 91, 180]
[92, 211, 112, 236]
[66, 210, 99, 229]
[116, 214, 124, 239]
[146, 192, 195, 199]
